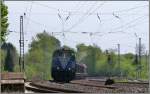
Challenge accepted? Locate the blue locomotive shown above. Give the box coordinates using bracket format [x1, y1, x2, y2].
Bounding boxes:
[51, 48, 76, 82]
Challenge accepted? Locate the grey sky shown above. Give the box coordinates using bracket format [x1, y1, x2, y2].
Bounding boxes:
[5, 1, 149, 54]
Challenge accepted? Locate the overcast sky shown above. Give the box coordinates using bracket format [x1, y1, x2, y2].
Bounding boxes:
[4, 1, 149, 54]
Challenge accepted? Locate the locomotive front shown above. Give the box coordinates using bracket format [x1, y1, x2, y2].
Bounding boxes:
[51, 48, 76, 82]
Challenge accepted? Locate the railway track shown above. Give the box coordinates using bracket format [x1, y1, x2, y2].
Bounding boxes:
[86, 76, 148, 83]
[25, 82, 63, 93]
[86, 79, 149, 93]
[25, 81, 85, 93]
[25, 79, 149, 93]
[70, 80, 116, 89]
[25, 80, 120, 93]
[88, 79, 149, 84]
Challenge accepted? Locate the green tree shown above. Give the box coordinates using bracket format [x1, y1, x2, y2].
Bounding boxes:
[124, 53, 134, 60]
[1, 42, 18, 72]
[0, 49, 6, 71]
[1, 1, 9, 42]
[25, 31, 61, 80]
[76, 44, 102, 75]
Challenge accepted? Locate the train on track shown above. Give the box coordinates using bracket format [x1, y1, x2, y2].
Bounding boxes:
[75, 63, 88, 79]
[51, 48, 87, 82]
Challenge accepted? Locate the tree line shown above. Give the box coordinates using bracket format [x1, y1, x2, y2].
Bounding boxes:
[1, 31, 148, 80]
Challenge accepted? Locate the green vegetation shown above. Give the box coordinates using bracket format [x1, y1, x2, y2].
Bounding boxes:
[25, 31, 61, 80]
[1, 1, 9, 43]
[1, 43, 18, 72]
[23, 32, 148, 80]
[1, 31, 148, 80]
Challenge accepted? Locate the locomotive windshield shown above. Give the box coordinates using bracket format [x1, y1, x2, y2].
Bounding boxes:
[53, 50, 75, 69]
[61, 51, 74, 67]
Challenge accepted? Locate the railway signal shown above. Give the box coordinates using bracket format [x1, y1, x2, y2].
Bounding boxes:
[106, 50, 113, 65]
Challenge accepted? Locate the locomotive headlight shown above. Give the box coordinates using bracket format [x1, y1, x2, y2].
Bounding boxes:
[57, 67, 60, 70]
[68, 68, 71, 71]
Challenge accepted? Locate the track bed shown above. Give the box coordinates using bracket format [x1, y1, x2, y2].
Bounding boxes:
[25, 79, 149, 93]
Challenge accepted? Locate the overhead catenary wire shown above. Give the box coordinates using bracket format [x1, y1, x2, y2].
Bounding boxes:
[66, 1, 98, 31]
[84, 14, 148, 35]
[110, 15, 148, 32]
[31, 1, 99, 14]
[113, 4, 148, 13]
[24, 2, 28, 17]
[6, 1, 148, 55]
[11, 3, 149, 38]
[9, 29, 147, 54]
[72, 1, 87, 13]
[24, 2, 33, 34]
[31, 1, 61, 11]
[9, 3, 148, 18]
[9, 12, 148, 16]
[121, 18, 148, 30]
[95, 7, 148, 36]
[68, 20, 148, 37]
[57, 9, 71, 46]
[106, 15, 148, 35]
[66, 1, 106, 31]
[24, 17, 60, 32]
[22, 3, 147, 15]
[16, 19, 148, 40]
[96, 16, 148, 38]
[11, 14, 148, 40]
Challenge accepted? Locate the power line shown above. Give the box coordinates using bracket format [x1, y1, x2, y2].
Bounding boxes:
[25, 17, 46, 28]
[14, 15, 148, 40]
[66, 1, 106, 31]
[57, 10, 71, 46]
[122, 19, 148, 30]
[24, 2, 29, 16]
[7, 2, 148, 49]
[24, 2, 33, 34]
[111, 15, 148, 32]
[25, 3, 148, 15]
[66, 1, 98, 31]
[24, 17, 59, 32]
[9, 12, 148, 16]
[31, 1, 67, 12]
[65, 1, 89, 23]
[72, 1, 86, 13]
[32, 2, 52, 10]
[9, 3, 148, 16]
[113, 4, 148, 13]
[105, 16, 148, 36]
